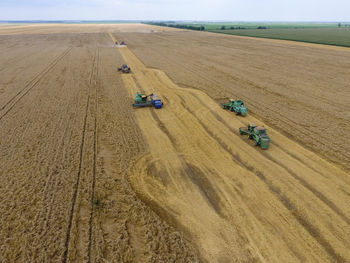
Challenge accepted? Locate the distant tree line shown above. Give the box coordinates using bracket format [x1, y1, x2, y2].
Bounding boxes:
[220, 26, 246, 30]
[145, 22, 205, 31]
[168, 24, 205, 31]
[219, 25, 268, 30]
[338, 23, 350, 28]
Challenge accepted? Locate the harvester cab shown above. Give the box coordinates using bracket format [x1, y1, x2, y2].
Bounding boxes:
[222, 99, 247, 116]
[239, 123, 270, 149]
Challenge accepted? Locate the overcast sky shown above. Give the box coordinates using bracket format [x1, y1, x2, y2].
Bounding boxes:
[0, 0, 349, 21]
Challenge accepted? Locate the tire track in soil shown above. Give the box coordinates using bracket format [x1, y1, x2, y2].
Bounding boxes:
[62, 49, 97, 263]
[0, 47, 72, 121]
[88, 47, 99, 263]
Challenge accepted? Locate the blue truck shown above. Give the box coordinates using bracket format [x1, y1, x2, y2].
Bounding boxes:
[150, 94, 163, 109]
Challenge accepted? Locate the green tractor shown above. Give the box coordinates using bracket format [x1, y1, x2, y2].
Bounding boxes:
[239, 124, 270, 149]
[222, 99, 247, 116]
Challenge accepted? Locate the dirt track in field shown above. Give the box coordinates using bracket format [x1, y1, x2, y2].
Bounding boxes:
[0, 24, 349, 263]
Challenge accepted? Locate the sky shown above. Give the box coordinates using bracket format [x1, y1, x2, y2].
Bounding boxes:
[0, 0, 349, 21]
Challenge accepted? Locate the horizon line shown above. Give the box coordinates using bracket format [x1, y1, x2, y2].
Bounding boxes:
[1, 20, 350, 23]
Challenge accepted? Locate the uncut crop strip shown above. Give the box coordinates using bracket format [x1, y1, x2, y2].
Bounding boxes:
[0, 47, 72, 121]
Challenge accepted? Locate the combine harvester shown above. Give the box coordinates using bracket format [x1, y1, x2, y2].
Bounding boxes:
[118, 64, 131, 73]
[115, 41, 126, 47]
[133, 93, 163, 109]
[239, 124, 270, 149]
[222, 99, 247, 116]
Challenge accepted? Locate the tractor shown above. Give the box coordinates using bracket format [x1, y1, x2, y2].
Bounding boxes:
[222, 99, 247, 116]
[239, 124, 270, 149]
[118, 64, 131, 73]
[133, 93, 163, 109]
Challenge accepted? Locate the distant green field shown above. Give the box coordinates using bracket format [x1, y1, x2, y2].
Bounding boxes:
[146, 22, 350, 47]
[211, 28, 350, 47]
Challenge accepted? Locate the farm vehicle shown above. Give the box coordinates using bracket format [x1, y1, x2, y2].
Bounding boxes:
[118, 64, 131, 73]
[239, 124, 270, 149]
[222, 99, 247, 116]
[133, 93, 163, 109]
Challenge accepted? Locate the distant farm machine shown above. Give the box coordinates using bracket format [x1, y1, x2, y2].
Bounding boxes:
[115, 41, 126, 46]
[239, 124, 270, 149]
[222, 99, 247, 116]
[133, 93, 163, 109]
[118, 64, 131, 73]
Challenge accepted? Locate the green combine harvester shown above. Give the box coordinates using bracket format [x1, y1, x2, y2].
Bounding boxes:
[239, 124, 270, 149]
[133, 93, 163, 109]
[222, 99, 247, 116]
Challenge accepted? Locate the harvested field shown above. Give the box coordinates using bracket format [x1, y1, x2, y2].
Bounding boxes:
[0, 24, 349, 263]
[116, 25, 350, 171]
